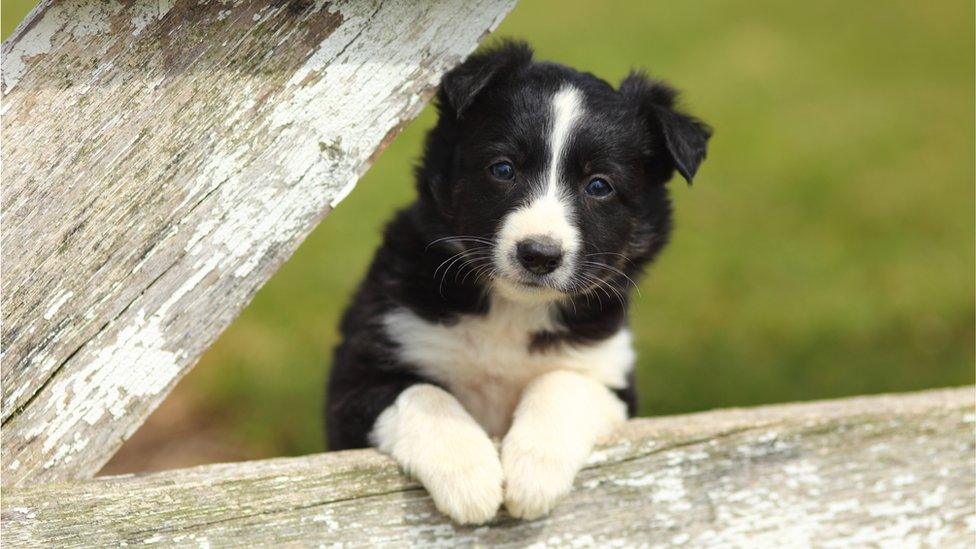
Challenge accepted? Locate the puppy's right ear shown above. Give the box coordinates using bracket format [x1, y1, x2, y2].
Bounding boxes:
[620, 72, 712, 184]
[439, 41, 533, 119]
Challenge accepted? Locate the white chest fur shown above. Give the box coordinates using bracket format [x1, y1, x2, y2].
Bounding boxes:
[382, 295, 634, 437]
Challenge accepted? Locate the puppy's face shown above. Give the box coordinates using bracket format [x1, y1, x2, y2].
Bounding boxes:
[424, 43, 710, 303]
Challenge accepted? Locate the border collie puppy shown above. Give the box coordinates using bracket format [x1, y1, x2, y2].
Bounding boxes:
[326, 41, 710, 524]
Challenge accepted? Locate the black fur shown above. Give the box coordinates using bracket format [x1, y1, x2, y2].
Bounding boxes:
[326, 41, 710, 450]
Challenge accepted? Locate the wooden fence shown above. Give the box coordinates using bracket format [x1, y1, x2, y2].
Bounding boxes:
[2, 1, 973, 546]
[4, 388, 973, 545]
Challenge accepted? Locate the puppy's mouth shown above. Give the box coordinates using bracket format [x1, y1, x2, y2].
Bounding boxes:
[492, 275, 568, 303]
[500, 275, 557, 292]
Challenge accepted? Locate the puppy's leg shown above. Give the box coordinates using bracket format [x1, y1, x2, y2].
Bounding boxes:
[371, 384, 503, 524]
[502, 370, 627, 519]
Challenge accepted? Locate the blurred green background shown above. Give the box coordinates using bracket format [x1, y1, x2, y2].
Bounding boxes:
[4, 0, 973, 468]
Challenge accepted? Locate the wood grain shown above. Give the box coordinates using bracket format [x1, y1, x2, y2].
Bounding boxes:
[3, 388, 973, 547]
[0, 0, 516, 485]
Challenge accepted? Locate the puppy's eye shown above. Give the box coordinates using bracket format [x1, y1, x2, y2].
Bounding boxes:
[488, 161, 515, 181]
[584, 177, 614, 197]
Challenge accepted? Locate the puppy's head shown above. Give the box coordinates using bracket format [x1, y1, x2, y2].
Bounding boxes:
[420, 41, 711, 303]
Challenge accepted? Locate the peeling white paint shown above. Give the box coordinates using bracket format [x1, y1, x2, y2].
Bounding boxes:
[330, 173, 361, 208]
[2, 0, 123, 92]
[24, 307, 181, 470]
[43, 291, 74, 320]
[585, 438, 636, 465]
[783, 460, 822, 489]
[4, 378, 32, 412]
[613, 472, 656, 488]
[310, 510, 341, 530]
[652, 472, 688, 506]
[129, 0, 174, 37]
[8, 506, 37, 520]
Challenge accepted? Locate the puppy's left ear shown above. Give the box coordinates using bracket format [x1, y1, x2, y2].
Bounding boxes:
[439, 40, 533, 119]
[620, 72, 712, 183]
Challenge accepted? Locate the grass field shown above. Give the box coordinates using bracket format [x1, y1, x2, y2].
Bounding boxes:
[4, 0, 973, 465]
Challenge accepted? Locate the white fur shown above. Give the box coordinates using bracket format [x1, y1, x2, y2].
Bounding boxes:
[495, 87, 585, 290]
[544, 86, 585, 197]
[382, 294, 633, 437]
[502, 370, 627, 518]
[371, 89, 628, 523]
[370, 384, 503, 524]
[376, 293, 633, 521]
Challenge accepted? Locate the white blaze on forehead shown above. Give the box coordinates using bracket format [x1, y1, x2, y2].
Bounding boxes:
[495, 86, 585, 291]
[544, 86, 585, 198]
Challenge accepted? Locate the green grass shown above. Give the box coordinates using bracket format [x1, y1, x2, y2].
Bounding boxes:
[4, 0, 973, 458]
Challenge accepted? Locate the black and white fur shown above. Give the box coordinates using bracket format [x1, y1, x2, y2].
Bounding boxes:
[326, 42, 710, 524]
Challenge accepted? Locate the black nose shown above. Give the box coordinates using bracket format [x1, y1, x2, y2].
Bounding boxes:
[516, 237, 563, 276]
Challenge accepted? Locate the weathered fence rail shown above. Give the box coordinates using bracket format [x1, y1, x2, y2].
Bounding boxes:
[1, 0, 515, 486]
[3, 387, 973, 546]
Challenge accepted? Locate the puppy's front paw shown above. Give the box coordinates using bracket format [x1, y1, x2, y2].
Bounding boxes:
[501, 438, 578, 520]
[419, 438, 503, 525]
[373, 385, 503, 525]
